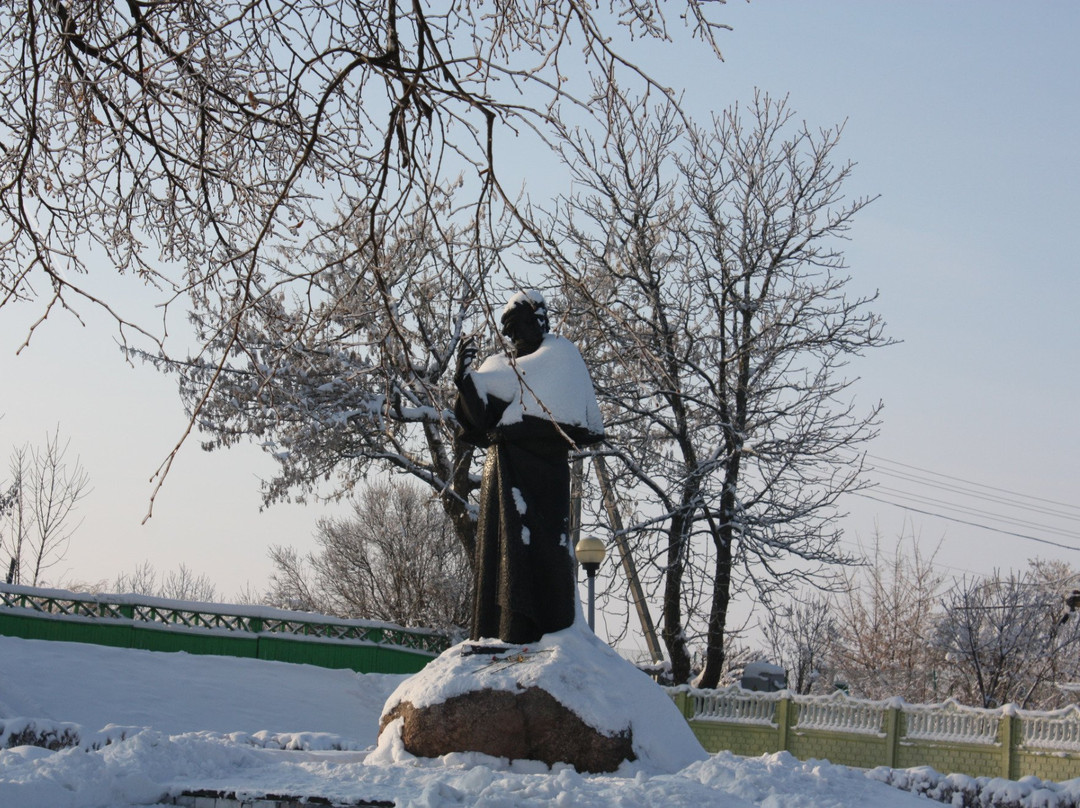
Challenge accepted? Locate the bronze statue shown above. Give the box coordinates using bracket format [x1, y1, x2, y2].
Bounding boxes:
[455, 291, 604, 644]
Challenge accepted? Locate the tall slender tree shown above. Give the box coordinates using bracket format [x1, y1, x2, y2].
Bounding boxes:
[1, 429, 90, 586]
[545, 90, 889, 684]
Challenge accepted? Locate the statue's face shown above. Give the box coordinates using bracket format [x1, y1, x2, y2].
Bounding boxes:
[505, 309, 545, 357]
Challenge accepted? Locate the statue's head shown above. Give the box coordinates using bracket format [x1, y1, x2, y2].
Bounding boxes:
[500, 290, 549, 357]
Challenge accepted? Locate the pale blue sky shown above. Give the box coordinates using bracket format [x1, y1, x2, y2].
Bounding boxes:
[705, 1, 1080, 582]
[1, 2, 1078, 620]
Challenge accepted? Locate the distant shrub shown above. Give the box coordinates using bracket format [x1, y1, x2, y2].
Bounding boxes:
[1, 719, 80, 751]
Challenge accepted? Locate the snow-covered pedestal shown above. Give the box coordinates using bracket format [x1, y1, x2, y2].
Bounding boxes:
[376, 622, 707, 774]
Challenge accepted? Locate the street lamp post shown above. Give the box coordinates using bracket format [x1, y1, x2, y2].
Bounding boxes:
[575, 536, 606, 631]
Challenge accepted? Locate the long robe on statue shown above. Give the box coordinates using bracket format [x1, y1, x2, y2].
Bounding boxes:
[455, 332, 604, 645]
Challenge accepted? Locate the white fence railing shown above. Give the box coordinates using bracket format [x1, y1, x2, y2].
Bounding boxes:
[1021, 705, 1080, 752]
[691, 687, 780, 726]
[903, 700, 1000, 746]
[794, 692, 886, 736]
[667, 686, 1080, 754]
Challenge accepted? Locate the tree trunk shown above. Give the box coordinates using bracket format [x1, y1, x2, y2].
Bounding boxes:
[698, 489, 735, 688]
[444, 437, 478, 567]
[662, 512, 693, 684]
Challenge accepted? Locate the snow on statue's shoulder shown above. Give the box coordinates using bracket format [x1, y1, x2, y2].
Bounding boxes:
[471, 333, 604, 435]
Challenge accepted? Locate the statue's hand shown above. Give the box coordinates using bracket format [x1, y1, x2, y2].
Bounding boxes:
[455, 338, 478, 383]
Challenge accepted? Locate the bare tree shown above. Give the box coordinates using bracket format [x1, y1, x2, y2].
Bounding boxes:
[1, 447, 26, 584]
[158, 212, 484, 557]
[264, 478, 471, 632]
[111, 561, 160, 597]
[1, 429, 90, 586]
[264, 545, 325, 614]
[830, 531, 947, 702]
[0, 476, 16, 526]
[761, 594, 836, 695]
[935, 561, 1080, 709]
[546, 90, 889, 684]
[113, 561, 219, 603]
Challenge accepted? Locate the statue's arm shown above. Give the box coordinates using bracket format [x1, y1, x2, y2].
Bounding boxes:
[454, 372, 488, 432]
[454, 357, 511, 442]
[453, 337, 488, 435]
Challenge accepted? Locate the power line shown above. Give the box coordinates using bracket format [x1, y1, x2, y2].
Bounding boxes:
[839, 452, 1080, 554]
[833, 534, 992, 582]
[833, 532, 1080, 598]
[836, 453, 1080, 587]
[869, 464, 1080, 525]
[866, 453, 1080, 514]
[853, 492, 1080, 554]
[871, 485, 1080, 541]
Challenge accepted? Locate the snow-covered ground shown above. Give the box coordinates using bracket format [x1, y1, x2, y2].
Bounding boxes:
[0, 633, 945, 807]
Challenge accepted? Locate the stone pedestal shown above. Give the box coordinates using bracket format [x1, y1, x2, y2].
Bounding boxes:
[381, 683, 634, 773]
[375, 624, 707, 774]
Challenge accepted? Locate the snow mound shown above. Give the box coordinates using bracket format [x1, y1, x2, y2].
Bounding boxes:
[379, 622, 708, 773]
[869, 764, 1080, 808]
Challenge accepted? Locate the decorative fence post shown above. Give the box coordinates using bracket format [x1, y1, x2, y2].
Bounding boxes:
[777, 695, 791, 752]
[673, 689, 694, 720]
[884, 705, 901, 769]
[1001, 713, 1018, 780]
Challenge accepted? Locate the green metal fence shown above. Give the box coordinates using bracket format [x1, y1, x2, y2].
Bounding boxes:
[0, 583, 451, 674]
[667, 685, 1080, 782]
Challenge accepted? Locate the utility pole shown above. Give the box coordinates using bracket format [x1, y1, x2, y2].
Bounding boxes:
[570, 456, 583, 550]
[593, 455, 664, 664]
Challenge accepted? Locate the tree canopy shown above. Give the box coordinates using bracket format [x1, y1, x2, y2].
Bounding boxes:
[1, 1, 732, 516]
[1, 0, 729, 341]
